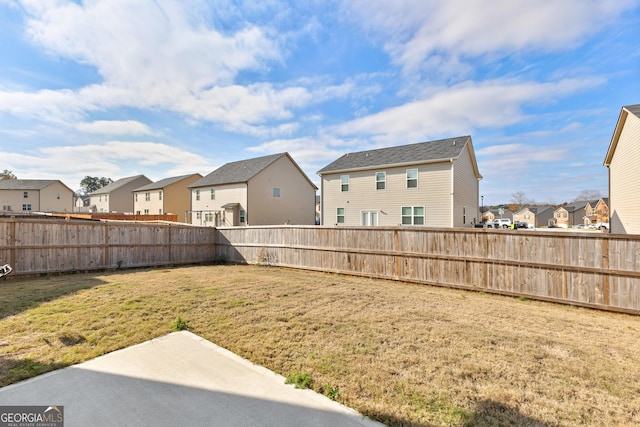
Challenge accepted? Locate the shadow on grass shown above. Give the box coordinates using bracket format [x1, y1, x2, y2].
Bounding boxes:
[464, 400, 551, 427]
[0, 274, 108, 319]
[363, 399, 551, 427]
[0, 355, 69, 388]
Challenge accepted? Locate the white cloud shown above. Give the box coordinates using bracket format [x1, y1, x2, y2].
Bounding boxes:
[333, 77, 603, 144]
[6, 141, 213, 189]
[74, 120, 153, 136]
[346, 0, 637, 75]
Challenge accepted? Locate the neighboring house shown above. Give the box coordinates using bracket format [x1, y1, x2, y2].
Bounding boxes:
[89, 175, 152, 213]
[483, 209, 513, 223]
[604, 104, 640, 234]
[585, 198, 609, 226]
[317, 136, 482, 227]
[133, 173, 203, 223]
[0, 179, 74, 213]
[74, 194, 91, 212]
[553, 201, 590, 227]
[513, 206, 555, 227]
[189, 153, 317, 226]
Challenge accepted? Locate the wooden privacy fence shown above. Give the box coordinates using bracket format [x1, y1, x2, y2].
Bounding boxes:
[216, 226, 640, 314]
[0, 218, 216, 275]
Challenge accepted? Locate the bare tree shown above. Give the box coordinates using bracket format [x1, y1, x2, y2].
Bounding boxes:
[573, 189, 602, 202]
[510, 191, 529, 212]
[1, 169, 17, 180]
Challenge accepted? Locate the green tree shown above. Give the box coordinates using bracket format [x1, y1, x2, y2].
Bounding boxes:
[1, 170, 17, 180]
[79, 176, 112, 194]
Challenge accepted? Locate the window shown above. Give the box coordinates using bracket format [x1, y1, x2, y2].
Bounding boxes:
[145, 192, 150, 201]
[341, 175, 349, 192]
[2, 205, 12, 211]
[195, 190, 200, 201]
[136, 211, 141, 215]
[375, 172, 386, 190]
[205, 212, 213, 222]
[196, 212, 201, 220]
[463, 206, 466, 225]
[361, 211, 378, 226]
[159, 191, 163, 201]
[273, 187, 280, 197]
[406, 169, 418, 188]
[210, 189, 215, 200]
[144, 209, 149, 214]
[23, 191, 28, 198]
[57, 193, 60, 200]
[159, 209, 162, 214]
[239, 210, 246, 223]
[336, 207, 345, 224]
[402, 206, 424, 225]
[135, 194, 138, 202]
[22, 204, 32, 211]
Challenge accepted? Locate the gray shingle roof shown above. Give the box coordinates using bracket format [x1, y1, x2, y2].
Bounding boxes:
[89, 175, 149, 195]
[317, 136, 472, 174]
[625, 104, 640, 118]
[133, 174, 200, 192]
[190, 153, 285, 188]
[0, 179, 59, 190]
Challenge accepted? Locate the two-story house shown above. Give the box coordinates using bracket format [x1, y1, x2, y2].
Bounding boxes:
[0, 179, 74, 213]
[513, 206, 554, 228]
[189, 153, 317, 226]
[133, 173, 203, 222]
[585, 198, 609, 226]
[604, 104, 640, 234]
[317, 136, 482, 227]
[89, 175, 152, 213]
[553, 201, 590, 227]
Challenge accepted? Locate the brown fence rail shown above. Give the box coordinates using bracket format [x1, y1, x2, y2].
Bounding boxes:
[216, 226, 640, 315]
[0, 218, 216, 275]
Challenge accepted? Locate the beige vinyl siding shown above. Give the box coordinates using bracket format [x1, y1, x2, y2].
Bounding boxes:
[609, 112, 640, 234]
[39, 181, 73, 212]
[321, 162, 452, 227]
[164, 175, 202, 222]
[133, 190, 163, 215]
[191, 183, 247, 226]
[453, 143, 479, 227]
[248, 155, 316, 225]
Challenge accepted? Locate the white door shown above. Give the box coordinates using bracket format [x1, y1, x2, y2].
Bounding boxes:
[361, 211, 379, 226]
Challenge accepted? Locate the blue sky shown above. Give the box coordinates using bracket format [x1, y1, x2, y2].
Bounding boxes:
[1, 0, 638, 206]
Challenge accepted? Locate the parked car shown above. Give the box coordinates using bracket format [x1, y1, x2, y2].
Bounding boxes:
[574, 224, 585, 229]
[487, 218, 512, 229]
[514, 222, 529, 229]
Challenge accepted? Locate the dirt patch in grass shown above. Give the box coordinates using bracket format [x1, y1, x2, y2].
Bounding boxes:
[1, 265, 639, 426]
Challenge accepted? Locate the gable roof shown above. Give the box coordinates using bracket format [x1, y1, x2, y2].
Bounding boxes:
[133, 174, 202, 192]
[604, 104, 640, 166]
[89, 175, 150, 195]
[191, 152, 319, 190]
[317, 136, 479, 176]
[0, 179, 71, 192]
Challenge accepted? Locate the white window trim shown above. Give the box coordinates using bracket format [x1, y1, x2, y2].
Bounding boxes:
[375, 172, 386, 190]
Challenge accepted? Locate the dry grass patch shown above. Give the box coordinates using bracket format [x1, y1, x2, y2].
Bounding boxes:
[1, 265, 640, 426]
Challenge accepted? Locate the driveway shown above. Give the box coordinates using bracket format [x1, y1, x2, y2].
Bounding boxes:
[0, 331, 382, 427]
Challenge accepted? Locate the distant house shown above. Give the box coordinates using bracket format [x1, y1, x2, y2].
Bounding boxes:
[0, 179, 74, 213]
[513, 206, 554, 228]
[74, 194, 90, 212]
[585, 198, 609, 227]
[604, 104, 640, 234]
[483, 208, 513, 223]
[317, 136, 482, 227]
[189, 153, 317, 226]
[553, 201, 590, 227]
[89, 175, 152, 213]
[133, 173, 203, 222]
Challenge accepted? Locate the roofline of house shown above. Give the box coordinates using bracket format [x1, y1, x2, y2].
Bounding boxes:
[317, 156, 461, 176]
[604, 106, 630, 166]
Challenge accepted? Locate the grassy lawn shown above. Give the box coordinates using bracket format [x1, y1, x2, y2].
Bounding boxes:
[1, 265, 639, 426]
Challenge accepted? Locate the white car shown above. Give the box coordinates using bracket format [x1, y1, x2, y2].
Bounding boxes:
[487, 218, 512, 229]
